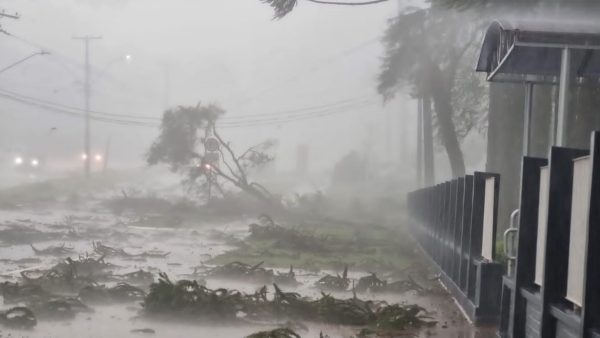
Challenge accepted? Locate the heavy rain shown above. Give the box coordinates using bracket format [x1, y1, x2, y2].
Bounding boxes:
[1, 1, 600, 338]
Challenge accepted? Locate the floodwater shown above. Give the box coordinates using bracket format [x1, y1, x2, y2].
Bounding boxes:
[0, 199, 496, 338]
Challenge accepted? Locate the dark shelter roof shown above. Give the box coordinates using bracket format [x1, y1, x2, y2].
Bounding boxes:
[476, 20, 600, 83]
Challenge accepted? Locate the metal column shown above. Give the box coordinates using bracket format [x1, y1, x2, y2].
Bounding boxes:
[523, 82, 534, 156]
[556, 48, 571, 147]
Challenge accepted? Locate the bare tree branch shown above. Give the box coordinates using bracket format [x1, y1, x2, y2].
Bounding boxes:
[218, 148, 242, 182]
[212, 124, 248, 183]
[237, 145, 262, 163]
[250, 182, 275, 199]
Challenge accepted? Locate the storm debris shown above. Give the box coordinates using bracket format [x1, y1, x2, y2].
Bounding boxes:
[53, 256, 115, 278]
[93, 241, 170, 259]
[248, 218, 327, 253]
[208, 261, 300, 286]
[314, 266, 350, 291]
[376, 277, 426, 294]
[131, 328, 156, 334]
[143, 273, 256, 321]
[1, 282, 50, 304]
[142, 274, 435, 333]
[79, 283, 146, 304]
[29, 297, 93, 320]
[30, 243, 75, 256]
[20, 256, 113, 292]
[374, 304, 436, 330]
[355, 273, 425, 294]
[246, 328, 301, 338]
[0, 306, 37, 329]
[114, 269, 154, 285]
[20, 267, 96, 293]
[355, 273, 386, 293]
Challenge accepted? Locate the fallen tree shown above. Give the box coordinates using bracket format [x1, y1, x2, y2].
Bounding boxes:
[142, 273, 435, 333]
[147, 103, 281, 210]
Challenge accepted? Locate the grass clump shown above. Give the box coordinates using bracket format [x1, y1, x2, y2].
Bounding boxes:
[211, 217, 415, 273]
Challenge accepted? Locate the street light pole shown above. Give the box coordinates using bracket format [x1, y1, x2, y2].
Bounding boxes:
[0, 50, 49, 75]
[73, 35, 101, 179]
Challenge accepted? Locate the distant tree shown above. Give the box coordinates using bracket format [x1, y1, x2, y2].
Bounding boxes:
[147, 104, 278, 205]
[378, 7, 486, 177]
[331, 151, 367, 188]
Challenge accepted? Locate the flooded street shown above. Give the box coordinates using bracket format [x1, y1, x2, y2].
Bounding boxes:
[1, 0, 598, 337]
[0, 191, 494, 338]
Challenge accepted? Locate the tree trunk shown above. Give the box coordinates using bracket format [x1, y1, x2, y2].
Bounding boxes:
[428, 66, 466, 177]
[422, 95, 435, 185]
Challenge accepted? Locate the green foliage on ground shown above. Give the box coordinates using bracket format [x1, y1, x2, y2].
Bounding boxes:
[142, 273, 436, 332]
[210, 220, 416, 273]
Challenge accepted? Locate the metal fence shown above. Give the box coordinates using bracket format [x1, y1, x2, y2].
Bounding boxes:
[407, 171, 503, 324]
[498, 131, 600, 338]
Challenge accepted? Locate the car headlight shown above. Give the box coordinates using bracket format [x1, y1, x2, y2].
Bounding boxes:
[94, 154, 103, 162]
[31, 159, 39, 167]
[14, 157, 23, 165]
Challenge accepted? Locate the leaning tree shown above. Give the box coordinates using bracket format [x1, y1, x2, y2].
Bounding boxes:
[378, 7, 487, 177]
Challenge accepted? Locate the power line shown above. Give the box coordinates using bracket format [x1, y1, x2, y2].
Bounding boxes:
[0, 86, 374, 124]
[219, 99, 374, 125]
[0, 87, 160, 130]
[0, 90, 157, 127]
[218, 100, 375, 128]
[1, 28, 380, 125]
[221, 97, 369, 120]
[0, 88, 374, 129]
[0, 87, 160, 121]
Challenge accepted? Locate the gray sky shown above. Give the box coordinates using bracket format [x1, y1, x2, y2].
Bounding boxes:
[0, 0, 415, 173]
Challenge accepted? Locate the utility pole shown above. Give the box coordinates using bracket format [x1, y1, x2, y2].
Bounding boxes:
[73, 35, 102, 178]
[103, 137, 111, 173]
[416, 98, 423, 187]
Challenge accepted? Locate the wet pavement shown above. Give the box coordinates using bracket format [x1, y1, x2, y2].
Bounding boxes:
[0, 201, 497, 337]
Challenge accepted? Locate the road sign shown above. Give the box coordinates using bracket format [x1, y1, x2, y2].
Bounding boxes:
[204, 138, 219, 152]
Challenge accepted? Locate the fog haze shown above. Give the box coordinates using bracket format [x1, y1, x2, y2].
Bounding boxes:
[0, 0, 416, 174]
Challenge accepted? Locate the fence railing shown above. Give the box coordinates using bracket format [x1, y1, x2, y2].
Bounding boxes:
[407, 171, 503, 324]
[498, 131, 600, 338]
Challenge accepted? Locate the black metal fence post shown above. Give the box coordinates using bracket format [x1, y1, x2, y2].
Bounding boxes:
[408, 171, 502, 324]
[584, 131, 600, 337]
